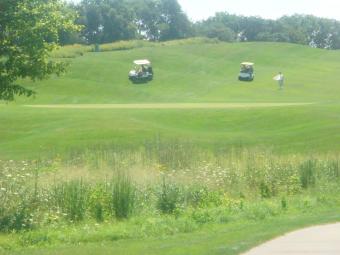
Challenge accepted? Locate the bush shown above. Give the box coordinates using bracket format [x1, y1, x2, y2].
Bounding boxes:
[156, 180, 182, 214]
[186, 186, 223, 208]
[89, 184, 108, 222]
[109, 173, 135, 219]
[299, 160, 317, 189]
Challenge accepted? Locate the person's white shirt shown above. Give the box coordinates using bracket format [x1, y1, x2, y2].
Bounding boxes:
[278, 73, 284, 81]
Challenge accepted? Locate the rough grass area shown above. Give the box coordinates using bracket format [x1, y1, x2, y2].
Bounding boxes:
[1, 151, 340, 254]
[50, 38, 218, 58]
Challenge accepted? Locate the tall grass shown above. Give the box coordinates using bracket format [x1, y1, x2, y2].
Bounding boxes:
[1, 144, 340, 232]
[51, 37, 221, 58]
[109, 172, 136, 219]
[51, 180, 89, 222]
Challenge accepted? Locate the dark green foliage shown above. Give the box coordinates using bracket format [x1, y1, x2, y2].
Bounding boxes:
[0, 0, 78, 100]
[109, 173, 135, 219]
[260, 182, 272, 199]
[299, 160, 317, 189]
[157, 0, 193, 41]
[88, 185, 107, 222]
[281, 197, 288, 210]
[78, 0, 137, 44]
[156, 179, 181, 214]
[76, 0, 192, 43]
[195, 13, 340, 49]
[0, 200, 35, 232]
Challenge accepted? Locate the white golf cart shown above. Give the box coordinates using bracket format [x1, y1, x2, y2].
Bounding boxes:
[238, 62, 254, 81]
[128, 59, 153, 83]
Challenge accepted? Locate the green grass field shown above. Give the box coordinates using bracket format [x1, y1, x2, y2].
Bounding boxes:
[2, 40, 340, 159]
[1, 40, 340, 254]
[16, 41, 340, 104]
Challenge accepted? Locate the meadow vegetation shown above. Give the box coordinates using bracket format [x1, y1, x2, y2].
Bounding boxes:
[1, 145, 340, 252]
[51, 38, 218, 58]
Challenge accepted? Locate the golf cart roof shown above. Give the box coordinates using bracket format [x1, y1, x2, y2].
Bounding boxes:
[241, 62, 254, 66]
[133, 59, 151, 65]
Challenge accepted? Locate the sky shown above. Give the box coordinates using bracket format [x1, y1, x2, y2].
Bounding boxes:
[67, 0, 340, 22]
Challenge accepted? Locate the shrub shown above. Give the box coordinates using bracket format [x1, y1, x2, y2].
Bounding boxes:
[186, 186, 223, 208]
[0, 199, 35, 232]
[299, 160, 317, 189]
[88, 184, 108, 222]
[260, 181, 272, 198]
[109, 173, 135, 219]
[156, 180, 182, 214]
[191, 209, 214, 224]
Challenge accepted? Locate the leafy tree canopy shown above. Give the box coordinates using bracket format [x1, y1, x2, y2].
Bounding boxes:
[0, 0, 79, 100]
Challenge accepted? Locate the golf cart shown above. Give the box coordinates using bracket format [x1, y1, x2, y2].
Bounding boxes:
[128, 59, 153, 83]
[238, 62, 254, 81]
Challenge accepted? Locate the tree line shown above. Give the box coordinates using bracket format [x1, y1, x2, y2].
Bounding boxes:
[61, 0, 340, 50]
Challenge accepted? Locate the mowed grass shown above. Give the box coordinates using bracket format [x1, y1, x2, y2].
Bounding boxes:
[1, 103, 340, 159]
[15, 41, 340, 104]
[3, 210, 340, 255]
[0, 40, 337, 159]
[0, 41, 337, 159]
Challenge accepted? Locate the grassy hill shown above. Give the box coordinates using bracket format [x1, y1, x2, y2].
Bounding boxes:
[16, 40, 340, 104]
[1, 40, 340, 159]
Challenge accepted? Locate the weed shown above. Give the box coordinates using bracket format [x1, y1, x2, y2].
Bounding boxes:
[109, 173, 135, 219]
[156, 179, 182, 214]
[51, 180, 89, 222]
[300, 160, 317, 189]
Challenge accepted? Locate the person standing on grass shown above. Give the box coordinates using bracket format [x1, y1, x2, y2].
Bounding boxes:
[277, 72, 284, 89]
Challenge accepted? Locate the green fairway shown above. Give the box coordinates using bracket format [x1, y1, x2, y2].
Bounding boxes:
[1, 103, 340, 159]
[1, 41, 340, 159]
[15, 42, 340, 104]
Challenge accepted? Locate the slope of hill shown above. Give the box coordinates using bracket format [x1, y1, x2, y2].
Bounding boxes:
[17, 41, 340, 104]
[1, 40, 340, 159]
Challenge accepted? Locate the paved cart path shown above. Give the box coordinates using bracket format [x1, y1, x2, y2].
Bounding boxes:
[242, 223, 340, 255]
[24, 102, 313, 109]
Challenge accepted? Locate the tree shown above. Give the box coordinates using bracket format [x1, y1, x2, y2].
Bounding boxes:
[78, 0, 137, 44]
[132, 0, 161, 40]
[158, 0, 193, 41]
[195, 20, 235, 42]
[0, 0, 79, 100]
